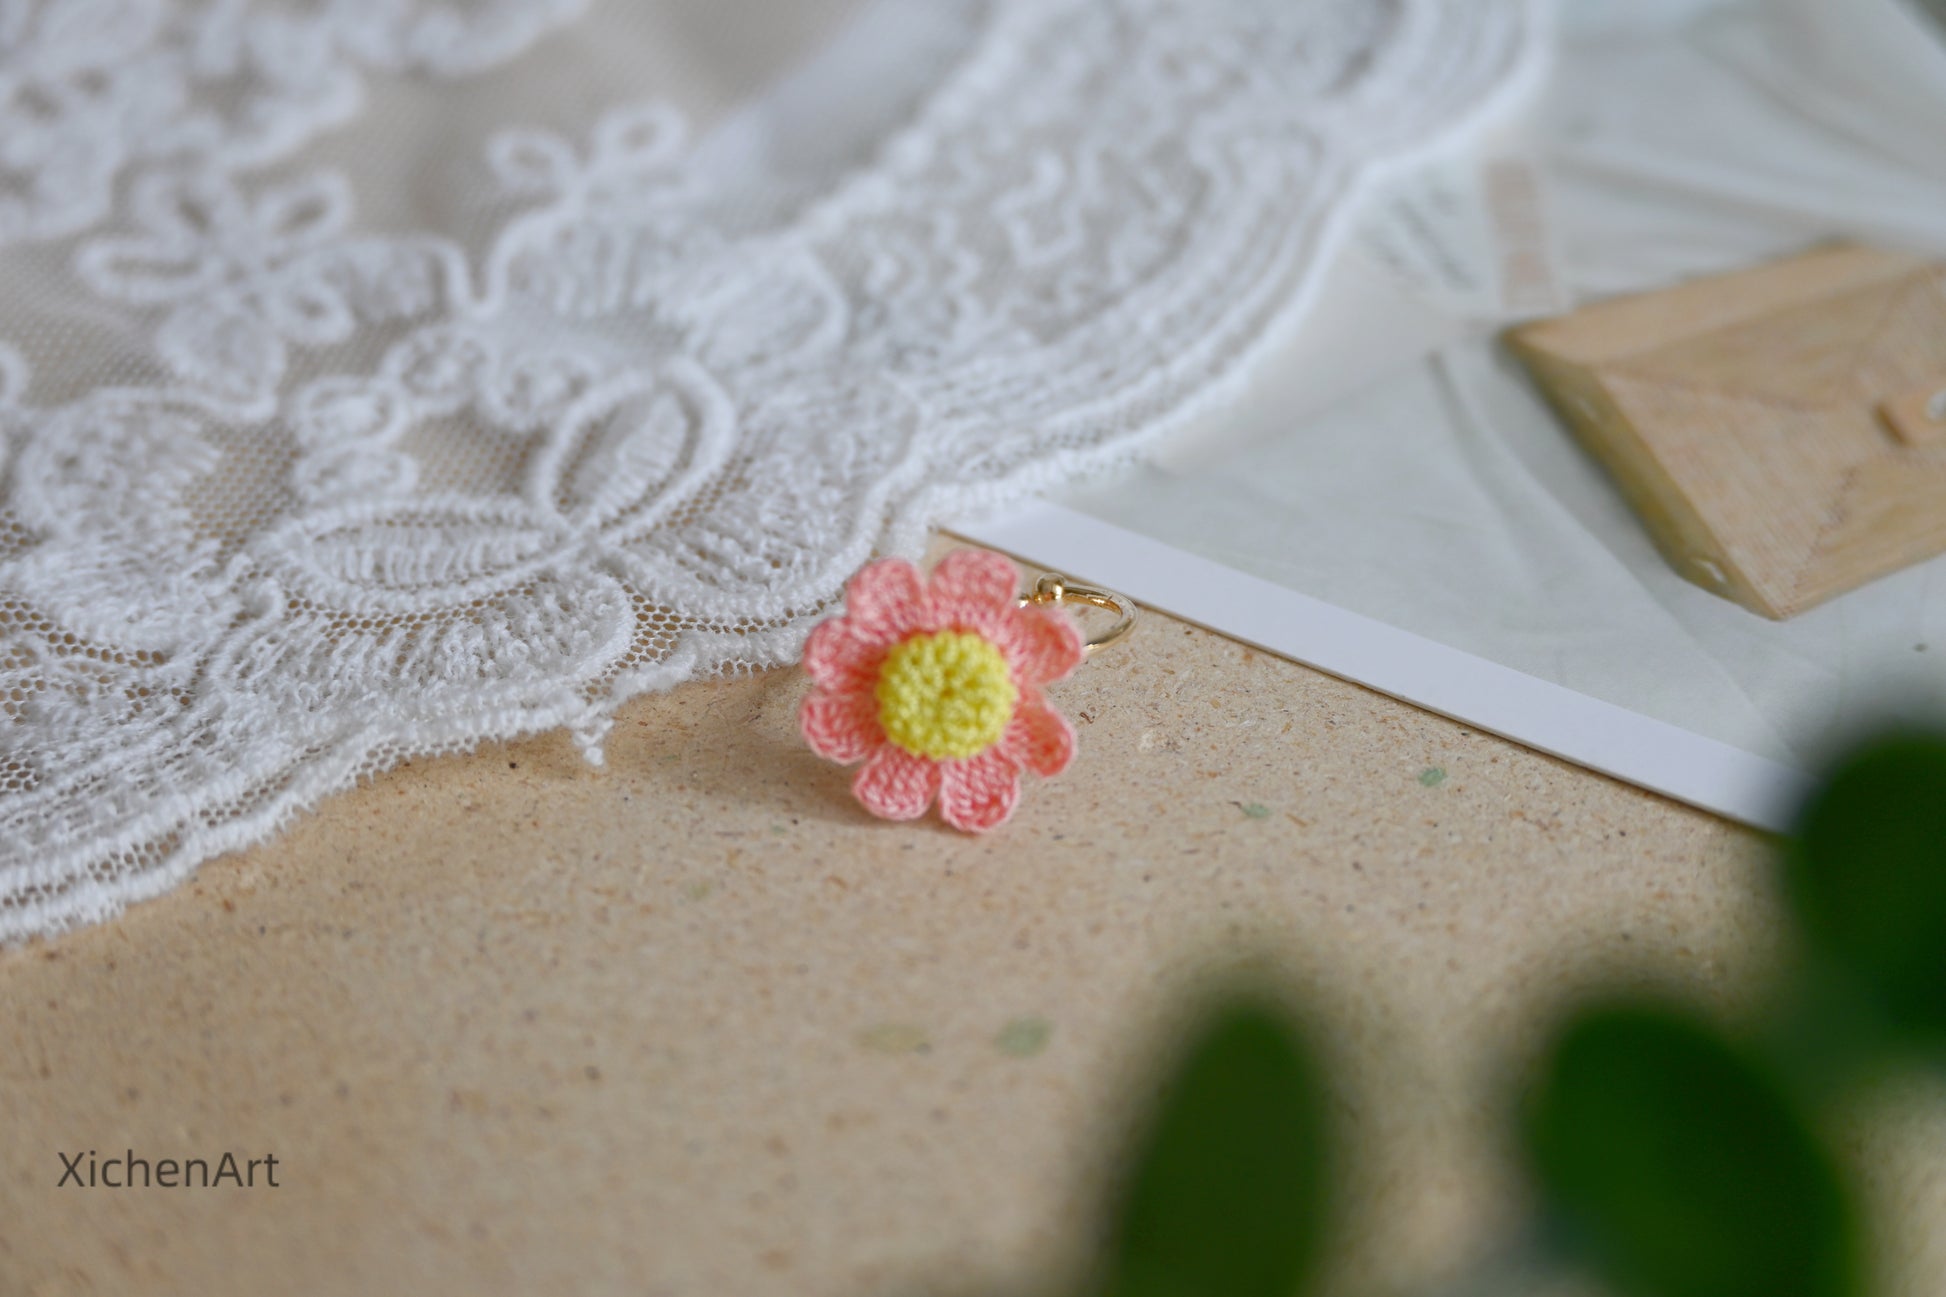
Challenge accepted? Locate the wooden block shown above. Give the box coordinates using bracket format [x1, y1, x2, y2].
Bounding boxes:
[1508, 244, 1946, 619]
[1879, 383, 1946, 447]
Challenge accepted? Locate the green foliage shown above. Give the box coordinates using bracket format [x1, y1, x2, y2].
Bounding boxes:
[1095, 999, 1333, 1297]
[1524, 1003, 1860, 1297]
[1784, 730, 1946, 1050]
[1062, 726, 1946, 1297]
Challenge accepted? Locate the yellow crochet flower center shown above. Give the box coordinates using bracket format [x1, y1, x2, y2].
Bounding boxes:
[875, 630, 1018, 760]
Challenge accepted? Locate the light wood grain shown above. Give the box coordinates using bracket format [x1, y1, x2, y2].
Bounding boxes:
[1509, 244, 1946, 619]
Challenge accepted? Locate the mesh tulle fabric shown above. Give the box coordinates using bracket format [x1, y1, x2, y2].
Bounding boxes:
[0, 0, 1539, 938]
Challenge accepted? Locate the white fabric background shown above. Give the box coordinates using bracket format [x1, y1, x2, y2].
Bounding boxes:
[0, 0, 1540, 938]
[1069, 0, 1946, 770]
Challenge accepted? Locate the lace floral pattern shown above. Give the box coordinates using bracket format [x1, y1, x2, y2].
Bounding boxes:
[0, 0, 590, 245]
[0, 0, 1539, 938]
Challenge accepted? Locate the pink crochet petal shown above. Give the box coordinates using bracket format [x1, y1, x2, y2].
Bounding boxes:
[938, 748, 1023, 833]
[995, 604, 1086, 688]
[1002, 695, 1076, 778]
[853, 745, 941, 821]
[844, 557, 935, 645]
[802, 616, 886, 693]
[928, 549, 1019, 636]
[801, 687, 883, 764]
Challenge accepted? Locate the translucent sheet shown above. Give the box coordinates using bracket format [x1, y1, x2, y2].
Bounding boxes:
[1058, 0, 1946, 774]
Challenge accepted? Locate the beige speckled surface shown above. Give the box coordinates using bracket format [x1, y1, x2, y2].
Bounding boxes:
[3, 546, 1941, 1296]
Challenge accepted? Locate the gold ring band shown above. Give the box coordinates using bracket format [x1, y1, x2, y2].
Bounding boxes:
[1019, 572, 1136, 653]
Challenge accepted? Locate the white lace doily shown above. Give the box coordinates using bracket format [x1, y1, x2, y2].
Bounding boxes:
[0, 0, 1540, 939]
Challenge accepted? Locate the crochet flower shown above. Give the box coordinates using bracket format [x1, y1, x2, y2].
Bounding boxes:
[800, 551, 1086, 832]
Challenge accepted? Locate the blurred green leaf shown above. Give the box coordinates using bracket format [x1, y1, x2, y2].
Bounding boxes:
[1525, 1003, 1860, 1297]
[1784, 730, 1946, 1048]
[1095, 999, 1331, 1297]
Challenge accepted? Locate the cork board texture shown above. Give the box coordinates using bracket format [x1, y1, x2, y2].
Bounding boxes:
[4, 548, 1945, 1296]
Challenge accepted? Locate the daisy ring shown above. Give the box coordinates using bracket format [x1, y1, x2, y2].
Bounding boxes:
[799, 550, 1133, 832]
